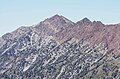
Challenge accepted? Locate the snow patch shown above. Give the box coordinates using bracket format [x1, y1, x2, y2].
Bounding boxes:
[23, 54, 38, 72]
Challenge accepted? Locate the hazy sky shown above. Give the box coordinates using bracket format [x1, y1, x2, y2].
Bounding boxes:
[0, 0, 120, 36]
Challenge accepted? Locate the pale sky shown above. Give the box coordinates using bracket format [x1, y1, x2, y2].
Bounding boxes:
[0, 0, 120, 36]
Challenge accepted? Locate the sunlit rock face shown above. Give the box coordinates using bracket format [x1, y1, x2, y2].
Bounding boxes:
[0, 15, 120, 79]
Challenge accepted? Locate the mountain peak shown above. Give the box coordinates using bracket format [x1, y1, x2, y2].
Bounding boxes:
[82, 17, 91, 22]
[34, 15, 74, 35]
[36, 14, 74, 33]
[43, 14, 74, 24]
[77, 17, 91, 25]
[92, 21, 104, 26]
[50, 14, 62, 19]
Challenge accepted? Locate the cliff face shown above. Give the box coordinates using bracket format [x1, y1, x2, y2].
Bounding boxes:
[0, 15, 120, 79]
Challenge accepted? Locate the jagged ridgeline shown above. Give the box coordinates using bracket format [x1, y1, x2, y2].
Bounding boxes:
[0, 15, 120, 79]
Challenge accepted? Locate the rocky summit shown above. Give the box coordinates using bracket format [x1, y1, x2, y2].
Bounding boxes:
[0, 15, 120, 79]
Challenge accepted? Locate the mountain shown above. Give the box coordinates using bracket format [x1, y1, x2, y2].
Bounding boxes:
[0, 15, 120, 79]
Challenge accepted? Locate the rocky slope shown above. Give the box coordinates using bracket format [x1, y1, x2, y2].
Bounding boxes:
[0, 15, 120, 79]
